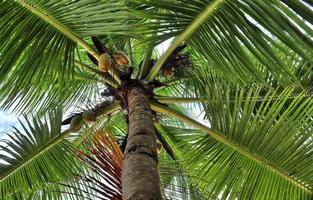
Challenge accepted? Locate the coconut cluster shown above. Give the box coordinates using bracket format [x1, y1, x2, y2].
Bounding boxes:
[69, 110, 96, 132]
[98, 51, 130, 72]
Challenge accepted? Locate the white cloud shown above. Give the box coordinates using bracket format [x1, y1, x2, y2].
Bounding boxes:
[0, 111, 19, 134]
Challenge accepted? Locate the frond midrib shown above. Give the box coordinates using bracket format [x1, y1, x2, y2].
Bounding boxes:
[15, 0, 121, 83]
[0, 130, 70, 182]
[155, 93, 313, 104]
[150, 101, 313, 194]
[146, 0, 224, 81]
[16, 0, 99, 59]
[0, 102, 121, 183]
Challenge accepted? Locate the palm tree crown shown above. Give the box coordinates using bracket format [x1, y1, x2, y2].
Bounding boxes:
[0, 0, 313, 199]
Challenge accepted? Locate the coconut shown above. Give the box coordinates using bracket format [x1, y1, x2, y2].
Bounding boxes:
[98, 53, 112, 72]
[113, 51, 129, 67]
[163, 67, 174, 77]
[69, 115, 83, 132]
[82, 110, 96, 123]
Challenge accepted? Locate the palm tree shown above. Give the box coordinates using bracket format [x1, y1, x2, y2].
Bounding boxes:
[0, 0, 313, 199]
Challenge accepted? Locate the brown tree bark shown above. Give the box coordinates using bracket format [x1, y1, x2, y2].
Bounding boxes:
[122, 85, 162, 200]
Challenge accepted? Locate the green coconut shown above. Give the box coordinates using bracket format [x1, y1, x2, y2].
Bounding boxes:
[82, 110, 96, 123]
[69, 115, 83, 132]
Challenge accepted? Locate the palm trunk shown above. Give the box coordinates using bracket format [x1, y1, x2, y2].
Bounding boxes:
[122, 85, 162, 199]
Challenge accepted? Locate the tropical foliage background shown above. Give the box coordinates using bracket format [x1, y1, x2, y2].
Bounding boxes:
[0, 0, 313, 199]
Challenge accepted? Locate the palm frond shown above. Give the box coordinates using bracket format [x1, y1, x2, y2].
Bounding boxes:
[1, 66, 100, 116]
[18, 181, 94, 200]
[151, 85, 313, 198]
[1, 109, 124, 200]
[70, 130, 123, 200]
[157, 117, 313, 199]
[135, 0, 313, 85]
[155, 45, 313, 102]
[157, 125, 206, 199]
[0, 0, 129, 114]
[0, 109, 84, 199]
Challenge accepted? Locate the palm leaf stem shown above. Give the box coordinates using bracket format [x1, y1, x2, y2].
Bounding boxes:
[1, 129, 70, 182]
[73, 109, 122, 146]
[138, 47, 154, 78]
[74, 61, 118, 87]
[155, 94, 313, 104]
[127, 37, 134, 66]
[16, 0, 121, 83]
[154, 76, 194, 92]
[0, 102, 120, 182]
[145, 0, 224, 81]
[155, 124, 207, 197]
[163, 75, 195, 85]
[150, 101, 312, 193]
[16, 0, 98, 58]
[155, 124, 183, 160]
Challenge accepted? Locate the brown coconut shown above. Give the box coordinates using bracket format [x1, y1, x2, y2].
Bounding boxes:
[163, 67, 174, 77]
[113, 51, 129, 66]
[98, 53, 112, 72]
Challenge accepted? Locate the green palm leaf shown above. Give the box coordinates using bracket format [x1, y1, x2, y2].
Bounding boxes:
[0, 101, 122, 200]
[0, 0, 129, 114]
[0, 0, 313, 199]
[137, 0, 312, 85]
[151, 85, 313, 198]
[155, 45, 313, 103]
[1, 66, 100, 115]
[0, 110, 83, 199]
[157, 125, 206, 199]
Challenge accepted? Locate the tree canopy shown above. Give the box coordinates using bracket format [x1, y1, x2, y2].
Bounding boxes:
[0, 0, 313, 199]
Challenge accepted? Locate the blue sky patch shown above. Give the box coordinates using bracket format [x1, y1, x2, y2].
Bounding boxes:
[0, 111, 19, 134]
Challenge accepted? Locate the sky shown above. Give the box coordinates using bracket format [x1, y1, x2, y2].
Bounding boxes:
[0, 111, 19, 137]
